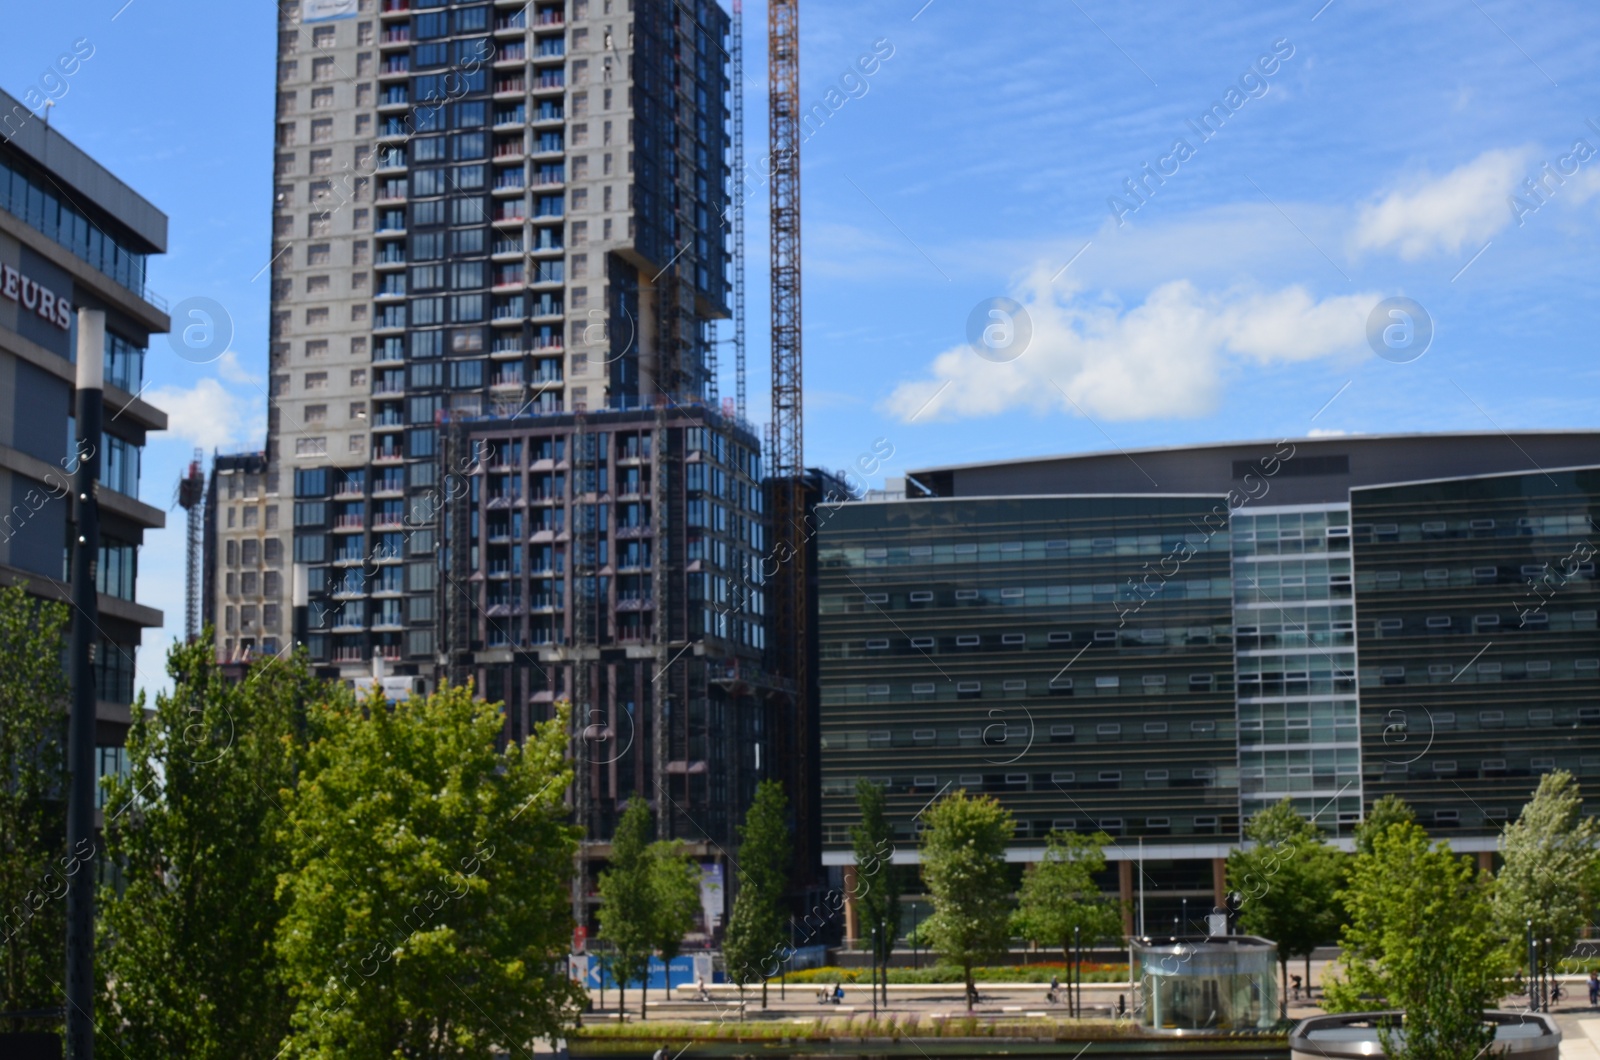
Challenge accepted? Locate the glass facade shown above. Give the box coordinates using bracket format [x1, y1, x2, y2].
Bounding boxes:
[0, 151, 153, 300]
[1231, 504, 1362, 833]
[817, 497, 1242, 849]
[816, 455, 1600, 870]
[1352, 468, 1600, 829]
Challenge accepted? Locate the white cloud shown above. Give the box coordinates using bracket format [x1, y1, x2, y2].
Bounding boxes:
[1353, 148, 1529, 260]
[1307, 428, 1350, 437]
[144, 378, 265, 452]
[215, 349, 262, 386]
[882, 268, 1379, 423]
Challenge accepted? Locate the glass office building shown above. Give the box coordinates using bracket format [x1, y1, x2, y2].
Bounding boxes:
[0, 86, 170, 788]
[818, 433, 1600, 930]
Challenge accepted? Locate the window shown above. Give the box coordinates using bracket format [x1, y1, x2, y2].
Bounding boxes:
[295, 437, 327, 457]
[304, 371, 328, 389]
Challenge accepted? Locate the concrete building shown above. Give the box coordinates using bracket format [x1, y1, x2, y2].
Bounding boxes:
[203, 451, 286, 662]
[0, 86, 169, 791]
[817, 432, 1600, 931]
[264, 0, 733, 678]
[260, 0, 754, 924]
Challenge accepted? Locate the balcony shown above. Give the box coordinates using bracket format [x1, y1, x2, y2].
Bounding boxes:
[373, 477, 406, 497]
[495, 12, 528, 32]
[494, 78, 527, 98]
[380, 27, 412, 47]
[381, 0, 410, 13]
[373, 449, 404, 464]
[496, 43, 528, 65]
[334, 514, 365, 532]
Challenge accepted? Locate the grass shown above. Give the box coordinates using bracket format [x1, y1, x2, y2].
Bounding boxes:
[782, 961, 1129, 985]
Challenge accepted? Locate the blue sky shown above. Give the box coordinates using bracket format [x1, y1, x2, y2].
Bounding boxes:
[6, 0, 1599, 701]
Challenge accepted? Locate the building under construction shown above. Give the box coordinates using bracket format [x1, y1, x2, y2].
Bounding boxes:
[439, 401, 777, 929]
[240, 0, 837, 933]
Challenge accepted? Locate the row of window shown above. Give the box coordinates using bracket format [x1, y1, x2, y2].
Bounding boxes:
[827, 720, 1225, 751]
[1365, 659, 1600, 684]
[825, 673, 1226, 702]
[1349, 512, 1595, 542]
[823, 533, 1231, 566]
[1368, 610, 1598, 635]
[0, 157, 150, 297]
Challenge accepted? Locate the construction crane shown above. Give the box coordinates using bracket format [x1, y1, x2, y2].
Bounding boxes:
[175, 448, 206, 642]
[732, 0, 748, 421]
[766, 0, 817, 885]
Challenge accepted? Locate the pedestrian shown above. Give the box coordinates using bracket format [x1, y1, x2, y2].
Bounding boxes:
[1291, 974, 1302, 1000]
[651, 1045, 669, 1060]
[1117, 994, 1126, 1018]
[1048, 973, 1060, 1004]
[1589, 971, 1598, 1007]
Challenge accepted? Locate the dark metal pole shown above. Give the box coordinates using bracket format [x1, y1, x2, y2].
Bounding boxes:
[1547, 938, 1554, 1010]
[67, 307, 106, 1060]
[1527, 921, 1535, 1012]
[870, 926, 878, 1019]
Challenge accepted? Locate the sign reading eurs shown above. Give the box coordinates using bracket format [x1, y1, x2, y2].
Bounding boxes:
[1, 264, 72, 330]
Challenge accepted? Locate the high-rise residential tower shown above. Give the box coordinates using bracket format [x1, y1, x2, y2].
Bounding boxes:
[263, 0, 760, 924]
[267, 0, 733, 670]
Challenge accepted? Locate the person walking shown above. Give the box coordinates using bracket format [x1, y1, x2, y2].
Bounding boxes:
[1589, 971, 1598, 1008]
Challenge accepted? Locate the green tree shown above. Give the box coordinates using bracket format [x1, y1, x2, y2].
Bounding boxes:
[719, 885, 769, 1020]
[1014, 830, 1121, 976]
[275, 685, 581, 1057]
[1354, 794, 1415, 856]
[736, 784, 793, 1011]
[0, 588, 69, 1037]
[920, 790, 1015, 1009]
[98, 636, 307, 1057]
[1326, 821, 1507, 1060]
[644, 839, 702, 1018]
[1226, 799, 1346, 1016]
[596, 800, 655, 1020]
[850, 778, 900, 1007]
[1493, 770, 1600, 969]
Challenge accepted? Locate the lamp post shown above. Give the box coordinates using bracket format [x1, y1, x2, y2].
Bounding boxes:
[66, 308, 105, 1060]
[1546, 937, 1554, 1010]
[871, 925, 879, 1019]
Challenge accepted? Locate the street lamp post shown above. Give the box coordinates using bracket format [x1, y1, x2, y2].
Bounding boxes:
[66, 308, 105, 1060]
[871, 926, 879, 1019]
